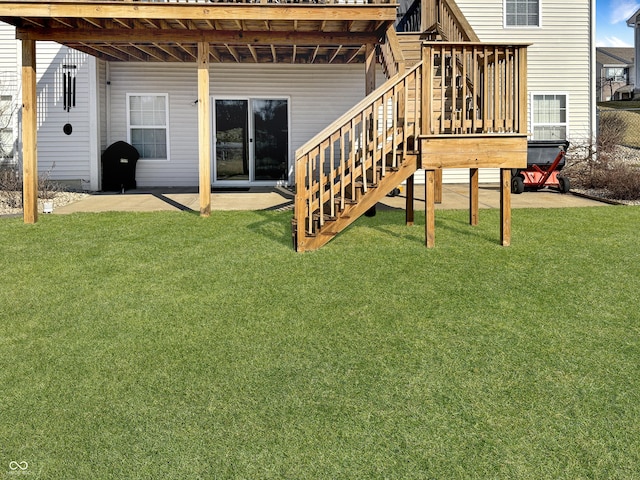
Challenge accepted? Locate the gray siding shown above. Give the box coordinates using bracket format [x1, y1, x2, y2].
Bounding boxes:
[34, 43, 93, 186]
[0, 23, 94, 185]
[107, 62, 367, 187]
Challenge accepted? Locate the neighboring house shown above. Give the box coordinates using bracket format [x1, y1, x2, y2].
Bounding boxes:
[596, 47, 635, 102]
[628, 8, 640, 97]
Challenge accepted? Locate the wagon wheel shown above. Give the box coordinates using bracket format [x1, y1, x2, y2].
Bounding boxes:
[558, 177, 570, 194]
[512, 176, 525, 194]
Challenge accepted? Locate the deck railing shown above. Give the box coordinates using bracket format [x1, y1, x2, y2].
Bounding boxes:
[396, 0, 421, 32]
[422, 42, 528, 135]
[294, 62, 422, 240]
[378, 25, 406, 79]
[422, 0, 479, 41]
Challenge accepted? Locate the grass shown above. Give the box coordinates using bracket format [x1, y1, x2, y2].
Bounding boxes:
[1, 207, 640, 479]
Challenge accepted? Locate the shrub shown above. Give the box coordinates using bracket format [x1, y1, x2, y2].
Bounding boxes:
[563, 112, 640, 200]
[0, 162, 63, 209]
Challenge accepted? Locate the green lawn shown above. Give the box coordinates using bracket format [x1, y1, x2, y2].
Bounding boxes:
[1, 207, 639, 479]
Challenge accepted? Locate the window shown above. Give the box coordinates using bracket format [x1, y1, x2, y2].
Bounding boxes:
[532, 93, 567, 140]
[505, 0, 540, 27]
[0, 95, 14, 161]
[127, 94, 169, 160]
[605, 68, 627, 82]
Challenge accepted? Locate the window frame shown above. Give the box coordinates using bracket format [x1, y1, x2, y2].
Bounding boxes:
[0, 94, 15, 162]
[504, 0, 541, 28]
[604, 67, 627, 83]
[126, 93, 170, 161]
[530, 92, 569, 141]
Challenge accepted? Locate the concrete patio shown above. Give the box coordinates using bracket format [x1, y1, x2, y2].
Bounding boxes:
[52, 184, 611, 215]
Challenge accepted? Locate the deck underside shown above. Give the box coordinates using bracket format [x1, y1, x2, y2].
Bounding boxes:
[0, 0, 398, 63]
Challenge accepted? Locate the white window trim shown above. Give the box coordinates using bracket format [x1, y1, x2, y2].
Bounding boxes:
[0, 94, 16, 163]
[126, 93, 170, 162]
[503, 0, 542, 28]
[530, 92, 569, 140]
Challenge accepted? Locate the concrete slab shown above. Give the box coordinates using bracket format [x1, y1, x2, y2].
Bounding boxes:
[378, 184, 609, 211]
[54, 188, 294, 214]
[54, 184, 609, 215]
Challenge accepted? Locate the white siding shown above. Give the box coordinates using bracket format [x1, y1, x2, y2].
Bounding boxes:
[456, 0, 592, 138]
[444, 0, 593, 183]
[0, 22, 94, 185]
[34, 43, 93, 186]
[0, 23, 18, 164]
[98, 59, 108, 154]
[107, 62, 367, 187]
[0, 23, 17, 79]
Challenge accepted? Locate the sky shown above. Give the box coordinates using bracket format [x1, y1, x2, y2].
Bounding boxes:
[596, 0, 639, 47]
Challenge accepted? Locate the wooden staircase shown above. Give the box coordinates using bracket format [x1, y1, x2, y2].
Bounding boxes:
[293, 0, 529, 252]
[293, 61, 422, 252]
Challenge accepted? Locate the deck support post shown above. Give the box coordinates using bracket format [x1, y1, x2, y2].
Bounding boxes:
[365, 43, 376, 95]
[435, 167, 442, 203]
[425, 169, 435, 248]
[469, 168, 479, 225]
[405, 173, 414, 226]
[21, 39, 37, 224]
[198, 41, 211, 217]
[500, 168, 511, 246]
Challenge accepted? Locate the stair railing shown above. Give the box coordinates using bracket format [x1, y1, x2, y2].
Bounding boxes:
[294, 62, 422, 250]
[419, 0, 479, 42]
[396, 0, 421, 33]
[422, 42, 528, 136]
[378, 25, 406, 79]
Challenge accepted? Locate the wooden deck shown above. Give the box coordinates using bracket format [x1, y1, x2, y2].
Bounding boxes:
[293, 11, 530, 250]
[1, 0, 398, 63]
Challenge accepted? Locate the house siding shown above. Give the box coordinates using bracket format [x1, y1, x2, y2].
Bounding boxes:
[456, 0, 592, 138]
[33, 43, 93, 186]
[445, 0, 593, 183]
[0, 22, 94, 186]
[107, 62, 368, 187]
[0, 23, 19, 164]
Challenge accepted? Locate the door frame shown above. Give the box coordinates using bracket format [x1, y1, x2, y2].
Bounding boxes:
[211, 95, 291, 187]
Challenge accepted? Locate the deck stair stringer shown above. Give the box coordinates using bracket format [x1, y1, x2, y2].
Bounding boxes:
[295, 154, 418, 252]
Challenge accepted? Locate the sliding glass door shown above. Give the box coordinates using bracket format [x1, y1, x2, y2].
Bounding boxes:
[214, 98, 288, 185]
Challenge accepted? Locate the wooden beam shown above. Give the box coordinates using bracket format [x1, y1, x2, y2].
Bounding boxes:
[365, 43, 375, 95]
[405, 174, 414, 226]
[225, 44, 240, 62]
[435, 167, 442, 203]
[0, 4, 398, 22]
[329, 45, 342, 63]
[21, 39, 37, 224]
[197, 41, 211, 217]
[419, 135, 528, 169]
[17, 28, 379, 46]
[425, 169, 435, 248]
[469, 167, 478, 226]
[248, 44, 258, 63]
[346, 45, 363, 64]
[500, 169, 511, 246]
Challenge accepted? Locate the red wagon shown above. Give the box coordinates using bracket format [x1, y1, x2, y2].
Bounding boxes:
[512, 140, 570, 194]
